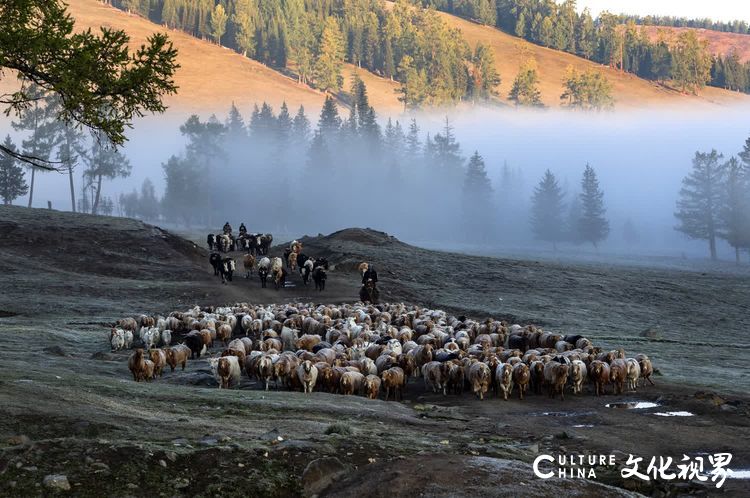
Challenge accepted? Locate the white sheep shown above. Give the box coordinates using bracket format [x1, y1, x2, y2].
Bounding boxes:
[160, 329, 172, 347]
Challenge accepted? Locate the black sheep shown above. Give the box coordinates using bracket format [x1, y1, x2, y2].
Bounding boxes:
[312, 267, 326, 291]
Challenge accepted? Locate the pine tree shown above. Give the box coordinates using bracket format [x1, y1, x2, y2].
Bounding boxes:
[530, 169, 566, 249]
[47, 95, 86, 212]
[277, 102, 293, 145]
[317, 96, 341, 139]
[233, 0, 257, 57]
[462, 151, 495, 241]
[314, 17, 344, 93]
[139, 178, 160, 221]
[469, 43, 500, 102]
[561, 66, 614, 110]
[671, 30, 712, 94]
[210, 3, 228, 45]
[406, 119, 421, 160]
[84, 134, 133, 215]
[509, 59, 544, 107]
[292, 105, 311, 144]
[675, 150, 726, 261]
[578, 164, 609, 248]
[10, 84, 56, 207]
[0, 136, 28, 205]
[225, 102, 247, 142]
[433, 116, 463, 173]
[720, 157, 750, 263]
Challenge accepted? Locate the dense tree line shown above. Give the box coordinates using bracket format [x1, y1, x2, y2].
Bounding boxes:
[613, 14, 750, 35]
[675, 143, 750, 263]
[107, 0, 500, 106]
[418, 0, 750, 95]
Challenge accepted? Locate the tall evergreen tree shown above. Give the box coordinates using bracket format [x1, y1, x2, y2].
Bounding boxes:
[406, 119, 421, 160]
[277, 102, 293, 145]
[232, 0, 257, 57]
[0, 136, 28, 205]
[509, 59, 544, 107]
[462, 151, 495, 241]
[720, 157, 750, 263]
[671, 30, 712, 93]
[469, 43, 501, 102]
[675, 150, 726, 260]
[530, 169, 566, 249]
[433, 117, 463, 173]
[225, 102, 247, 142]
[292, 105, 311, 144]
[578, 164, 610, 248]
[10, 84, 56, 207]
[317, 96, 341, 139]
[314, 17, 345, 93]
[210, 3, 228, 45]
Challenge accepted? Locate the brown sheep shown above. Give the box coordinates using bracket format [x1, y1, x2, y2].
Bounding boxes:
[363, 374, 381, 399]
[588, 360, 610, 396]
[636, 354, 654, 386]
[381, 367, 405, 401]
[512, 363, 530, 400]
[529, 360, 545, 395]
[609, 359, 627, 395]
[340, 371, 365, 395]
[544, 361, 570, 400]
[166, 344, 190, 372]
[495, 363, 513, 400]
[296, 334, 322, 351]
[128, 349, 147, 382]
[217, 323, 232, 347]
[221, 347, 247, 371]
[468, 362, 491, 400]
[142, 359, 156, 381]
[148, 349, 167, 378]
[447, 362, 464, 395]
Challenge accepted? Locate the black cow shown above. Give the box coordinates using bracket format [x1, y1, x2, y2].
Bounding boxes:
[312, 266, 326, 291]
[209, 252, 222, 275]
[220, 258, 235, 284]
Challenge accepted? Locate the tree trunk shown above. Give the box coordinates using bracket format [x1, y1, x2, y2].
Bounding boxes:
[709, 234, 717, 261]
[93, 174, 103, 215]
[68, 164, 76, 213]
[27, 168, 35, 207]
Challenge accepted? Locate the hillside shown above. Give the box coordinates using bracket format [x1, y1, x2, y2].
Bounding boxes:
[641, 26, 750, 63]
[40, 0, 404, 118]
[431, 10, 750, 109]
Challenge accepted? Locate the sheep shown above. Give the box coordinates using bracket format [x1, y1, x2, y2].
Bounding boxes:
[221, 347, 247, 371]
[468, 362, 491, 400]
[166, 345, 190, 372]
[609, 358, 627, 395]
[358, 262, 369, 277]
[340, 371, 365, 395]
[301, 258, 314, 286]
[143, 328, 159, 350]
[296, 360, 318, 393]
[422, 361, 447, 395]
[185, 331, 207, 359]
[117, 317, 138, 336]
[143, 359, 156, 381]
[446, 362, 464, 395]
[495, 363, 513, 400]
[160, 329, 172, 347]
[381, 367, 405, 401]
[363, 374, 381, 399]
[570, 359, 587, 395]
[512, 362, 530, 400]
[588, 360, 610, 396]
[288, 252, 298, 271]
[217, 323, 232, 347]
[636, 354, 654, 386]
[258, 355, 275, 390]
[243, 254, 256, 279]
[625, 358, 641, 391]
[296, 334, 322, 351]
[110, 328, 125, 352]
[128, 349, 148, 382]
[544, 361, 570, 400]
[209, 355, 241, 389]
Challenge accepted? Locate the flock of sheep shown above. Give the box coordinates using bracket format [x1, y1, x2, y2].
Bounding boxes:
[114, 302, 655, 402]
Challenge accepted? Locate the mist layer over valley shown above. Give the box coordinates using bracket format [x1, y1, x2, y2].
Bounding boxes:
[8, 101, 750, 268]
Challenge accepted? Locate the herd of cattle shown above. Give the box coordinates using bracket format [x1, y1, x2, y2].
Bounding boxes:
[114, 302, 655, 401]
[208, 235, 330, 290]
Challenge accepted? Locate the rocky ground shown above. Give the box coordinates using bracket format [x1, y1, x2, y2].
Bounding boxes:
[0, 206, 748, 497]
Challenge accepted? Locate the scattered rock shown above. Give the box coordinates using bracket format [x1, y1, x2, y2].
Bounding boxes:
[43, 345, 68, 356]
[23, 466, 38, 472]
[260, 428, 281, 441]
[6, 435, 30, 446]
[198, 436, 218, 447]
[126, 483, 138, 490]
[43, 474, 71, 491]
[165, 452, 177, 463]
[90, 462, 110, 472]
[302, 457, 348, 497]
[172, 438, 189, 447]
[639, 328, 661, 340]
[90, 351, 116, 361]
[158, 460, 167, 468]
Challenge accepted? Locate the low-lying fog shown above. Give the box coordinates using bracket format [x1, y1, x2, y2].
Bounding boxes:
[4, 104, 750, 267]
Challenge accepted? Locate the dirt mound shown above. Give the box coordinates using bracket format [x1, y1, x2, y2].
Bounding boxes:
[0, 205, 206, 279]
[321, 228, 403, 247]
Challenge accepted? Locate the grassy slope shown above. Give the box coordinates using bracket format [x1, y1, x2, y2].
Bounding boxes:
[62, 0, 403, 118]
[641, 26, 750, 63]
[432, 10, 750, 109]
